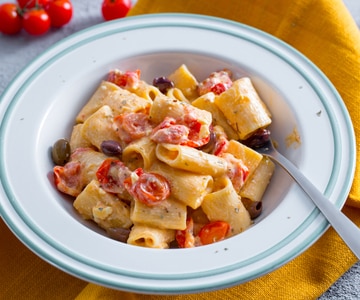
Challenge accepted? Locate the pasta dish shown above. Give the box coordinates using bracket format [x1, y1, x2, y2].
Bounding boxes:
[51, 64, 275, 249]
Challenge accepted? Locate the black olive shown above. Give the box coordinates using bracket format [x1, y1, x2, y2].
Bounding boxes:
[153, 76, 174, 94]
[51, 138, 71, 166]
[197, 131, 216, 153]
[106, 227, 131, 243]
[242, 128, 271, 149]
[100, 140, 122, 156]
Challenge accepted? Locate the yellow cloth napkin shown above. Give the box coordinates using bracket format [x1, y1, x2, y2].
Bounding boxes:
[1, 0, 360, 299]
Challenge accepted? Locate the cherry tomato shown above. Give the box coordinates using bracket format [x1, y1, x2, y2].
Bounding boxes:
[45, 0, 73, 28]
[101, 0, 131, 21]
[17, 0, 49, 9]
[0, 3, 22, 35]
[53, 161, 82, 197]
[198, 70, 233, 96]
[113, 113, 153, 144]
[22, 8, 50, 35]
[151, 117, 190, 145]
[198, 221, 230, 245]
[96, 158, 131, 194]
[130, 171, 171, 206]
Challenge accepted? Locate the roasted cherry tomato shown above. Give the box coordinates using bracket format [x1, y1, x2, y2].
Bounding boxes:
[113, 113, 153, 144]
[0, 3, 22, 35]
[129, 171, 171, 206]
[17, 0, 49, 9]
[101, 0, 131, 21]
[108, 69, 140, 89]
[22, 8, 50, 35]
[198, 70, 233, 96]
[96, 158, 131, 194]
[198, 221, 230, 245]
[45, 0, 73, 28]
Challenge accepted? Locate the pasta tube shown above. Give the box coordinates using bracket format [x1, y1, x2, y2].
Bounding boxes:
[201, 177, 251, 236]
[166, 87, 191, 103]
[192, 92, 239, 140]
[150, 161, 213, 209]
[214, 77, 271, 139]
[127, 80, 161, 101]
[76, 81, 152, 123]
[73, 180, 132, 230]
[122, 136, 157, 171]
[167, 64, 199, 100]
[225, 139, 263, 180]
[156, 143, 227, 177]
[127, 224, 175, 249]
[240, 156, 275, 204]
[149, 94, 212, 126]
[131, 197, 187, 230]
[69, 123, 93, 152]
[81, 105, 122, 150]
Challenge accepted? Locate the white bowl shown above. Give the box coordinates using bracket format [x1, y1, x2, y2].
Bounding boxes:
[0, 14, 355, 294]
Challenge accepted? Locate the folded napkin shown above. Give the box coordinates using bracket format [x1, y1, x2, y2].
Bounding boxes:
[1, 0, 359, 299]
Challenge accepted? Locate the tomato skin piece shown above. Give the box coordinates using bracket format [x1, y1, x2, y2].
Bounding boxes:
[198, 221, 230, 245]
[176, 218, 195, 248]
[22, 8, 51, 35]
[101, 0, 132, 21]
[0, 3, 22, 35]
[45, 0, 73, 28]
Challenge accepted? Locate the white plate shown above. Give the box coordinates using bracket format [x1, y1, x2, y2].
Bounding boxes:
[0, 14, 355, 294]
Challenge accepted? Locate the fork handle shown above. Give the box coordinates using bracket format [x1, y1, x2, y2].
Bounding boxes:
[270, 151, 360, 260]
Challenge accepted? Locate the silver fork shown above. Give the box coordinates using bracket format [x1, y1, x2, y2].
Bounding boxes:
[256, 139, 360, 260]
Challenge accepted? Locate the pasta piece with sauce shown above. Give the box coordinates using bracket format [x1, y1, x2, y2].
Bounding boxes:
[122, 136, 157, 171]
[131, 196, 187, 230]
[167, 64, 199, 101]
[156, 143, 227, 177]
[239, 157, 275, 217]
[150, 161, 213, 209]
[76, 81, 152, 123]
[126, 80, 161, 101]
[69, 123, 93, 152]
[73, 180, 132, 230]
[192, 92, 240, 140]
[127, 224, 175, 249]
[225, 139, 263, 181]
[214, 77, 271, 139]
[201, 177, 251, 237]
[81, 105, 122, 150]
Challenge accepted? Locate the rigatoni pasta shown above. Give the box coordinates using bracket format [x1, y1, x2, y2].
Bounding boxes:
[214, 77, 272, 139]
[51, 64, 275, 249]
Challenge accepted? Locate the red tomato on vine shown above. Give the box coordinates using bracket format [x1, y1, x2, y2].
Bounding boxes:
[0, 3, 22, 35]
[45, 0, 73, 28]
[101, 0, 131, 21]
[22, 7, 51, 35]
